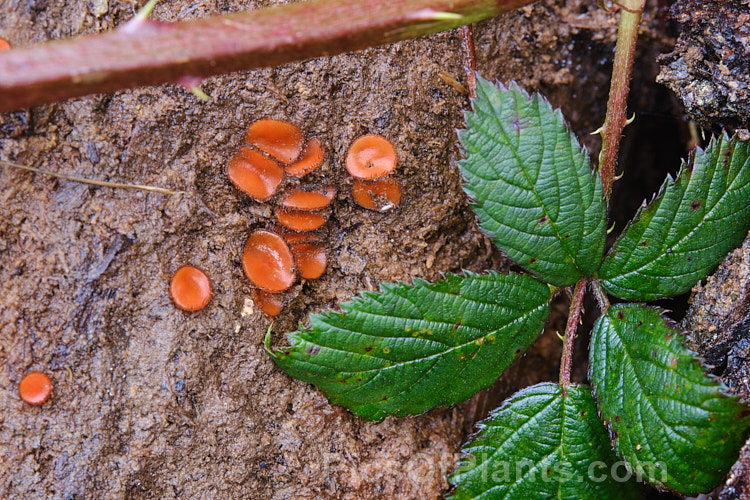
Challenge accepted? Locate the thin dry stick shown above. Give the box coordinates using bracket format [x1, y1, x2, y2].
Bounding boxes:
[460, 24, 477, 98]
[1, 159, 184, 195]
[0, 0, 533, 112]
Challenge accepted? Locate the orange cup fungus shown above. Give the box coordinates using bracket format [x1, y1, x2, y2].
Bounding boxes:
[280, 188, 336, 211]
[245, 119, 303, 164]
[345, 134, 398, 179]
[251, 289, 285, 317]
[170, 265, 212, 311]
[242, 230, 296, 292]
[227, 146, 284, 201]
[229, 120, 334, 317]
[285, 138, 325, 177]
[275, 208, 328, 232]
[0, 38, 10, 51]
[346, 134, 401, 211]
[291, 243, 328, 280]
[352, 178, 402, 212]
[19, 371, 53, 405]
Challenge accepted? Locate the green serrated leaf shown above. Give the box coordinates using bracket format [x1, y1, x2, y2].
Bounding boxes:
[449, 383, 643, 500]
[458, 77, 607, 286]
[589, 304, 750, 494]
[268, 271, 550, 420]
[599, 133, 750, 300]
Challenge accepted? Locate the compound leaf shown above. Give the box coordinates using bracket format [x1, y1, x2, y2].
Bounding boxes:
[268, 271, 550, 420]
[449, 383, 642, 500]
[599, 133, 750, 300]
[459, 77, 606, 286]
[590, 304, 750, 494]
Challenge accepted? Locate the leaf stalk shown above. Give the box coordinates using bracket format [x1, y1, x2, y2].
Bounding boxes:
[560, 277, 588, 389]
[598, 0, 645, 198]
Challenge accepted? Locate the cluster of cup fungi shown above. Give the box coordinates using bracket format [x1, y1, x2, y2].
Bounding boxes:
[169, 119, 400, 318]
[14, 112, 400, 404]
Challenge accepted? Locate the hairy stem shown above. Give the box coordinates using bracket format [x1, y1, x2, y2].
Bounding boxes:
[591, 279, 610, 314]
[598, 0, 645, 198]
[560, 277, 587, 389]
[0, 0, 532, 112]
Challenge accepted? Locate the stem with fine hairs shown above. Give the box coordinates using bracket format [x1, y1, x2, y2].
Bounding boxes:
[0, 0, 533, 112]
[598, 0, 646, 198]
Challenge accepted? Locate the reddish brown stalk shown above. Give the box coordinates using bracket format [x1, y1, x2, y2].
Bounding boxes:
[0, 0, 533, 112]
[598, 0, 645, 198]
[559, 277, 587, 391]
[460, 25, 477, 98]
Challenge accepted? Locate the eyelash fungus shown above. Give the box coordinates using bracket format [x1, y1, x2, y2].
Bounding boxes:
[345, 134, 401, 211]
[242, 230, 297, 293]
[169, 265, 213, 312]
[351, 177, 401, 212]
[226, 146, 284, 201]
[226, 120, 336, 316]
[290, 243, 328, 280]
[345, 134, 397, 179]
[174, 122, 399, 318]
[285, 138, 325, 177]
[245, 119, 304, 164]
[19, 372, 53, 405]
[0, 38, 10, 51]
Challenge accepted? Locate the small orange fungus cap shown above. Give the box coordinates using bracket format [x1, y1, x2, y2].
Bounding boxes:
[291, 244, 327, 279]
[243, 230, 296, 292]
[245, 119, 303, 164]
[346, 135, 397, 179]
[251, 289, 284, 317]
[286, 138, 324, 177]
[19, 372, 53, 405]
[352, 178, 401, 211]
[0, 38, 10, 51]
[280, 188, 335, 211]
[170, 265, 212, 311]
[281, 231, 320, 245]
[275, 208, 327, 232]
[227, 146, 284, 201]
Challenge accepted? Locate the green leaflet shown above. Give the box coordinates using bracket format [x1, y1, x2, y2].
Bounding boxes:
[449, 383, 642, 500]
[599, 133, 750, 300]
[459, 77, 606, 286]
[267, 271, 550, 420]
[589, 304, 750, 494]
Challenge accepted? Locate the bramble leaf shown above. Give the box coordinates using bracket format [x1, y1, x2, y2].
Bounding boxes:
[449, 383, 642, 500]
[589, 304, 750, 494]
[268, 271, 550, 420]
[459, 77, 606, 286]
[599, 133, 750, 300]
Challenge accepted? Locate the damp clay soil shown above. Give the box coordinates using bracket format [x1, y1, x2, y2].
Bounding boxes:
[1, 0, 676, 498]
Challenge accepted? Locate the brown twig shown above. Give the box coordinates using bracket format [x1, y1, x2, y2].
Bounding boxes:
[1, 159, 184, 195]
[559, 277, 587, 390]
[0, 0, 533, 112]
[459, 25, 477, 98]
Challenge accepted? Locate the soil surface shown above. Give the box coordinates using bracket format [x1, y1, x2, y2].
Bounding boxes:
[0, 0, 698, 498]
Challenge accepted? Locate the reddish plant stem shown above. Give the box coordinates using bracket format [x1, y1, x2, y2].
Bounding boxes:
[0, 0, 533, 112]
[559, 277, 587, 390]
[598, 0, 645, 198]
[460, 25, 477, 98]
